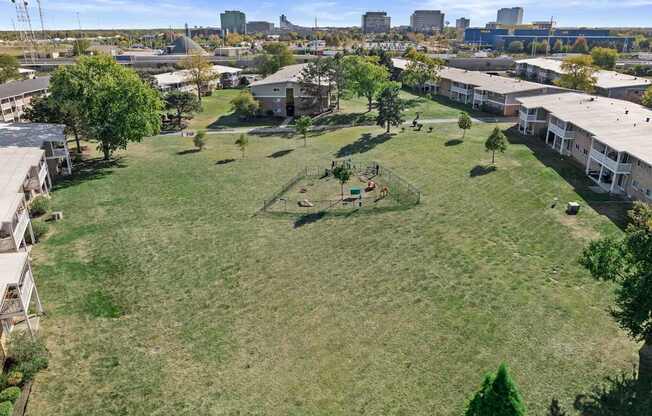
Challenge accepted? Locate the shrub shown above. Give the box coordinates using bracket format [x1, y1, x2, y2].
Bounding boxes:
[7, 332, 48, 381]
[31, 221, 49, 243]
[5, 372, 21, 387]
[193, 130, 206, 151]
[0, 401, 12, 416]
[29, 196, 49, 217]
[0, 387, 20, 404]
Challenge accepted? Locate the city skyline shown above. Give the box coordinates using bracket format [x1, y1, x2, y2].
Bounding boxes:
[0, 0, 650, 30]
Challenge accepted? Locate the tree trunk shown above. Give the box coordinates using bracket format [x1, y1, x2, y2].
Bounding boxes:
[304, 135, 307, 147]
[102, 143, 111, 161]
[492, 150, 495, 164]
[367, 96, 373, 112]
[462, 129, 466, 140]
[639, 338, 652, 387]
[177, 110, 183, 128]
[341, 183, 344, 200]
[73, 130, 82, 154]
[386, 121, 390, 133]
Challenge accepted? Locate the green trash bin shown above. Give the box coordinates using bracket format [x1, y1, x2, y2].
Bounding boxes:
[350, 187, 362, 196]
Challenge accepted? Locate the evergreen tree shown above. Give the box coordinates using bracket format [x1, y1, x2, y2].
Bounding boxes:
[464, 363, 526, 416]
[485, 127, 508, 164]
[376, 83, 405, 133]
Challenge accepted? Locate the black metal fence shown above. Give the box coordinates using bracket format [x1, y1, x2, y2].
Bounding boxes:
[260, 161, 421, 215]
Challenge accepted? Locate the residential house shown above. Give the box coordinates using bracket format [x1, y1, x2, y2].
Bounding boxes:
[249, 64, 330, 117]
[0, 123, 71, 177]
[0, 77, 50, 123]
[392, 58, 564, 116]
[517, 92, 652, 202]
[515, 58, 651, 103]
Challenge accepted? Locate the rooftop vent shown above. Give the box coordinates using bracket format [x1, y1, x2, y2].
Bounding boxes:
[647, 117, 650, 123]
[625, 110, 629, 114]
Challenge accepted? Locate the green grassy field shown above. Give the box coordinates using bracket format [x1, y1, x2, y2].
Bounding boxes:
[187, 89, 281, 130]
[26, 106, 636, 415]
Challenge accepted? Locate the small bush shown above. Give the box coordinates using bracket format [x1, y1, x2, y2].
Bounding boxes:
[7, 332, 48, 381]
[31, 221, 49, 243]
[5, 372, 21, 387]
[193, 130, 206, 151]
[0, 401, 12, 416]
[30, 196, 50, 217]
[0, 387, 20, 403]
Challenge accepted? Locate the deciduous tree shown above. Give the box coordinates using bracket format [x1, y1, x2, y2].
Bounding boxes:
[508, 41, 524, 53]
[295, 115, 313, 146]
[180, 52, 216, 103]
[591, 47, 619, 70]
[485, 126, 508, 164]
[0, 54, 19, 83]
[401, 52, 442, 93]
[458, 112, 472, 139]
[332, 165, 351, 200]
[580, 202, 652, 385]
[49, 55, 162, 160]
[571, 36, 589, 53]
[554, 55, 597, 93]
[230, 90, 259, 119]
[343, 56, 390, 112]
[165, 91, 201, 128]
[376, 83, 404, 133]
[24, 96, 85, 153]
[193, 130, 206, 151]
[642, 86, 652, 109]
[235, 134, 248, 159]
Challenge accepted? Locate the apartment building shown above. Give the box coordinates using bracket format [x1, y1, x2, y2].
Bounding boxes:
[362, 12, 391, 34]
[0, 252, 44, 344]
[0, 77, 50, 123]
[0, 123, 71, 177]
[517, 92, 652, 202]
[154, 65, 243, 93]
[0, 193, 33, 253]
[410, 10, 445, 34]
[497, 7, 524, 25]
[249, 64, 330, 117]
[515, 58, 652, 103]
[0, 148, 52, 200]
[392, 58, 564, 116]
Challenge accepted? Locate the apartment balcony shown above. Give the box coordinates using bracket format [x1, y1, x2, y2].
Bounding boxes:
[519, 110, 544, 122]
[51, 148, 68, 158]
[590, 148, 632, 174]
[27, 163, 48, 191]
[0, 268, 34, 320]
[451, 85, 471, 95]
[0, 208, 29, 252]
[549, 123, 576, 140]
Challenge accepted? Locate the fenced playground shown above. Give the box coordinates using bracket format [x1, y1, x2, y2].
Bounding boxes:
[261, 161, 421, 215]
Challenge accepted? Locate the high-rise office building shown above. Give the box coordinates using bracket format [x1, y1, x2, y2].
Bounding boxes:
[220, 10, 246, 35]
[362, 12, 391, 34]
[496, 7, 524, 25]
[246, 21, 274, 34]
[456, 18, 470, 30]
[410, 10, 445, 33]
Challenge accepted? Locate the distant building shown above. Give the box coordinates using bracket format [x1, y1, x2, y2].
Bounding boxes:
[279, 14, 314, 35]
[362, 12, 391, 34]
[456, 18, 470, 31]
[246, 21, 274, 34]
[0, 77, 50, 123]
[410, 10, 444, 34]
[220, 10, 246, 35]
[165, 35, 208, 55]
[497, 7, 524, 25]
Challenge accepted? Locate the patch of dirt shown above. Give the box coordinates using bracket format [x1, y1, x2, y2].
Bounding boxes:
[556, 213, 601, 242]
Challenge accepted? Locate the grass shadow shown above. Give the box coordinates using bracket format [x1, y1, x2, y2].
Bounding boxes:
[573, 370, 652, 416]
[445, 139, 463, 147]
[505, 126, 631, 229]
[177, 149, 200, 155]
[335, 132, 394, 158]
[54, 156, 126, 191]
[268, 149, 294, 159]
[294, 212, 326, 229]
[469, 164, 497, 178]
[216, 159, 236, 165]
[313, 112, 376, 127]
[208, 113, 281, 129]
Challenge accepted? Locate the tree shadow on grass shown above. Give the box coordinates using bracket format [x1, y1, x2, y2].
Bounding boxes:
[313, 112, 375, 126]
[54, 157, 126, 191]
[445, 139, 463, 147]
[268, 149, 294, 158]
[504, 125, 631, 230]
[335, 132, 394, 158]
[207, 113, 282, 129]
[573, 370, 652, 416]
[216, 159, 236, 165]
[294, 212, 326, 229]
[177, 149, 200, 155]
[469, 164, 497, 178]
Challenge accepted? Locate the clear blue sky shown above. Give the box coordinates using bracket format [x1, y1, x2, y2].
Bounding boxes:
[0, 0, 650, 30]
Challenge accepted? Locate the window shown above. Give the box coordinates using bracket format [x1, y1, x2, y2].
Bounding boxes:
[575, 144, 579, 150]
[273, 88, 280, 92]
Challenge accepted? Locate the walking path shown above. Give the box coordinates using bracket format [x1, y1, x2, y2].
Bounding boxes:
[163, 116, 517, 137]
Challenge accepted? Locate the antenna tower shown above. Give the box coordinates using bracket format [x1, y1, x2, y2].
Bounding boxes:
[11, 0, 38, 63]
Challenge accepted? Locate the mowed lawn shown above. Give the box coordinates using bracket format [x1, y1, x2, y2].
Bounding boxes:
[27, 118, 636, 415]
[187, 89, 281, 130]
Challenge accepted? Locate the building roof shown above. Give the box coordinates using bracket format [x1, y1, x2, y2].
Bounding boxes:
[168, 35, 208, 55]
[0, 193, 22, 223]
[517, 92, 652, 165]
[516, 58, 652, 90]
[250, 64, 308, 87]
[154, 65, 242, 87]
[0, 76, 50, 100]
[0, 147, 44, 194]
[0, 252, 28, 292]
[0, 123, 66, 147]
[392, 58, 557, 95]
